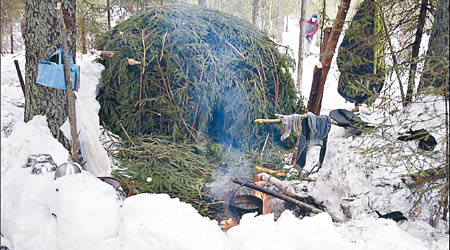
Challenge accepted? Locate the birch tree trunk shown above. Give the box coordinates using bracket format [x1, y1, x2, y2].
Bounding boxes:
[296, 0, 307, 90]
[252, 0, 260, 27]
[275, 0, 284, 43]
[24, 0, 76, 149]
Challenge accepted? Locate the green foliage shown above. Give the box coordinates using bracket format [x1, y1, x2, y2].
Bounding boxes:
[337, 0, 385, 106]
[96, 4, 302, 149]
[111, 136, 222, 217]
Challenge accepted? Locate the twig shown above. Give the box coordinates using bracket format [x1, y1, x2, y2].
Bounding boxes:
[260, 133, 270, 158]
[225, 39, 245, 59]
[120, 123, 136, 146]
[378, 2, 406, 106]
[159, 32, 167, 61]
[257, 52, 267, 81]
[256, 67, 267, 106]
[192, 103, 199, 128]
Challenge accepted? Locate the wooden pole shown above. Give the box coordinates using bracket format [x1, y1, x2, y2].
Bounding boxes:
[313, 0, 351, 115]
[56, 2, 81, 164]
[231, 176, 343, 222]
[13, 60, 26, 96]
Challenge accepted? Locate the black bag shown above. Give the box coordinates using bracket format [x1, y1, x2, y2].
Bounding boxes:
[329, 109, 372, 135]
[398, 129, 437, 151]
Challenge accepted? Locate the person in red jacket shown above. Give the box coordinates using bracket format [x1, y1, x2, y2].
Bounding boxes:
[300, 14, 318, 44]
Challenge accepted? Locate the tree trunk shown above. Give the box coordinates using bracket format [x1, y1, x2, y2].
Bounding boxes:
[198, 0, 206, 8]
[406, 0, 428, 104]
[10, 26, 14, 54]
[313, 0, 351, 114]
[418, 0, 449, 91]
[80, 26, 87, 54]
[107, 0, 111, 29]
[275, 0, 284, 43]
[296, 0, 307, 90]
[308, 27, 331, 114]
[24, 0, 76, 149]
[252, 0, 260, 27]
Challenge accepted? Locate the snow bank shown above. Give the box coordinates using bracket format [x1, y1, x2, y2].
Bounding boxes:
[119, 194, 227, 250]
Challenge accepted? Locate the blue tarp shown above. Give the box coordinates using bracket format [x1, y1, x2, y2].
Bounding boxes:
[36, 46, 80, 90]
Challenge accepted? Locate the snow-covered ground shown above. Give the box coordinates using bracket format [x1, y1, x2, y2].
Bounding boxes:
[1, 16, 449, 250]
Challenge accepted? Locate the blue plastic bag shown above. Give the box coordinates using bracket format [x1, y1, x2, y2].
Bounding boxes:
[36, 45, 80, 90]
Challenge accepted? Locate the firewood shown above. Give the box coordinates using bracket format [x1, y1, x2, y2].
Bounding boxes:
[255, 165, 286, 177]
[257, 172, 295, 196]
[231, 176, 344, 222]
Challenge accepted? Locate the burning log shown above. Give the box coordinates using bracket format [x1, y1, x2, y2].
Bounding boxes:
[255, 165, 286, 177]
[231, 176, 343, 222]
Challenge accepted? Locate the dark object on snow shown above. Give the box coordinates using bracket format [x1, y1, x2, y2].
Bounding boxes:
[329, 109, 372, 135]
[98, 176, 127, 200]
[337, 0, 385, 105]
[375, 210, 408, 222]
[398, 129, 437, 151]
[36, 45, 80, 90]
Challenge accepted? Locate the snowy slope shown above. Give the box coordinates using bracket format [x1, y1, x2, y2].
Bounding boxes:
[1, 19, 449, 250]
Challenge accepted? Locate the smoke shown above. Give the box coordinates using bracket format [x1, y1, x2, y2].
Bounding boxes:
[207, 147, 254, 202]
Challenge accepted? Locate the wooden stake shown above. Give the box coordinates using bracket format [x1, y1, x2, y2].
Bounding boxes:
[13, 60, 26, 96]
[57, 2, 81, 164]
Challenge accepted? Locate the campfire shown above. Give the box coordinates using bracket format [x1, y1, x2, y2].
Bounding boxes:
[219, 173, 343, 231]
[220, 175, 272, 231]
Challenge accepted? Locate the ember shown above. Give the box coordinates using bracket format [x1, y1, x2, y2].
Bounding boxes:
[220, 217, 239, 231]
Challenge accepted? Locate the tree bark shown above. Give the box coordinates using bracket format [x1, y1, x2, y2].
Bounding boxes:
[107, 0, 111, 29]
[275, 0, 284, 43]
[296, 0, 307, 90]
[24, 0, 76, 149]
[252, 0, 260, 27]
[418, 0, 449, 91]
[313, 0, 351, 114]
[307, 27, 331, 114]
[80, 26, 87, 54]
[198, 0, 206, 8]
[10, 26, 14, 54]
[406, 0, 428, 104]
